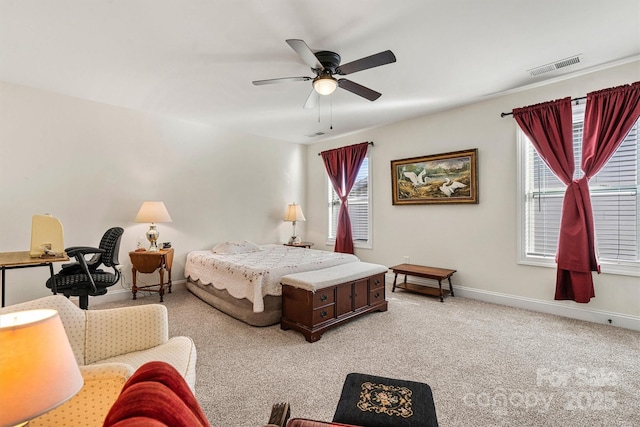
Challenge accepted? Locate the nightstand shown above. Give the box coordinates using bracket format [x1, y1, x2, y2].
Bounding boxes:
[284, 242, 314, 249]
[128, 248, 174, 302]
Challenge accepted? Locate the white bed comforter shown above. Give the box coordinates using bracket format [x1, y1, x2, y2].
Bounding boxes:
[184, 244, 359, 312]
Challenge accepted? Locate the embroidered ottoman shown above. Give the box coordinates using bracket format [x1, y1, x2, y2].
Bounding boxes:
[332, 373, 438, 427]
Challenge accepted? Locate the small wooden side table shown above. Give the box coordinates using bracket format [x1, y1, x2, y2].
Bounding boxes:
[284, 242, 314, 249]
[390, 263, 456, 302]
[128, 248, 174, 302]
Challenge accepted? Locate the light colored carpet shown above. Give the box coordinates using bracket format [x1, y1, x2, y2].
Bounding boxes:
[95, 285, 640, 426]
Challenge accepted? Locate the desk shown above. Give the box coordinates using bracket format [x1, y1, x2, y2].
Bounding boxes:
[129, 248, 174, 302]
[0, 251, 69, 307]
[390, 263, 456, 302]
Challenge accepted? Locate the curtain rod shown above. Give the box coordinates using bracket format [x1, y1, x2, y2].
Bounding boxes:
[317, 141, 374, 156]
[500, 96, 586, 118]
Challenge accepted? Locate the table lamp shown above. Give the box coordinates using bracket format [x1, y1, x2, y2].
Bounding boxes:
[134, 201, 173, 252]
[284, 203, 306, 245]
[0, 309, 83, 427]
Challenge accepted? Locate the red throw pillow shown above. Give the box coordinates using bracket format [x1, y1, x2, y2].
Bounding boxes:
[103, 361, 210, 427]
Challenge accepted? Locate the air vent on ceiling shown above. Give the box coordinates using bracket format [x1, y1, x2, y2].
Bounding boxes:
[528, 54, 583, 77]
[306, 132, 325, 137]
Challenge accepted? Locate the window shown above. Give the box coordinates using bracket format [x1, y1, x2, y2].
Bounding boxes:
[517, 104, 639, 276]
[327, 156, 371, 248]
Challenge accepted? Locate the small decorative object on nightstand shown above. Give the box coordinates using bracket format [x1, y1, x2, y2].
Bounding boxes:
[129, 248, 174, 302]
[284, 242, 314, 249]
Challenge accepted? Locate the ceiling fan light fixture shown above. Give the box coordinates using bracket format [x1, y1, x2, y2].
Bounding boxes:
[313, 75, 338, 95]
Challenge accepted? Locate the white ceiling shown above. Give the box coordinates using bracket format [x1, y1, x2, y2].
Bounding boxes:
[1, 0, 639, 144]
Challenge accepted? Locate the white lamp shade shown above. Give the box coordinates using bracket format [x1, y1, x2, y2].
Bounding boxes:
[285, 203, 306, 222]
[0, 309, 83, 427]
[134, 201, 173, 223]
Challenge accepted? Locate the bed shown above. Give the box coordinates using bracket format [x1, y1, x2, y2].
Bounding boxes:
[184, 242, 360, 326]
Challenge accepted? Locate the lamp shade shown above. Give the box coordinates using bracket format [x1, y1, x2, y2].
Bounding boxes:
[0, 309, 83, 427]
[284, 203, 306, 222]
[313, 75, 338, 95]
[134, 201, 173, 223]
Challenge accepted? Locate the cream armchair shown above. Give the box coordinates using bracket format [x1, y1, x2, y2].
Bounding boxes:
[0, 295, 196, 427]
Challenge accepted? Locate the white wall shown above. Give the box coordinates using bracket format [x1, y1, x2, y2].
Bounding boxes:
[0, 82, 306, 305]
[306, 61, 640, 328]
[2, 63, 637, 327]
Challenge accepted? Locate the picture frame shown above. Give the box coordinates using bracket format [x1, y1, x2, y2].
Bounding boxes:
[391, 148, 478, 205]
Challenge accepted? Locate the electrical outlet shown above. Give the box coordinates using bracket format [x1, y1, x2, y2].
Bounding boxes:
[403, 256, 410, 264]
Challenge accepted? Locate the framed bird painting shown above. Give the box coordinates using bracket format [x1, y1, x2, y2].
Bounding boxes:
[390, 148, 478, 205]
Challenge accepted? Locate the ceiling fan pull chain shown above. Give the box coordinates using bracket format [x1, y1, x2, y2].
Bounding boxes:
[330, 97, 333, 130]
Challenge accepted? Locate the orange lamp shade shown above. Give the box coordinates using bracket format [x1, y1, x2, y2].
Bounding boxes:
[0, 309, 83, 427]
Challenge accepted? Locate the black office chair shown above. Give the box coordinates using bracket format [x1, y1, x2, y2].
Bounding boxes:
[46, 227, 124, 309]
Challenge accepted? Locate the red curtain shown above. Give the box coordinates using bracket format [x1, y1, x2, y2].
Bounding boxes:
[513, 98, 586, 298]
[582, 82, 640, 173]
[514, 82, 640, 303]
[513, 98, 574, 185]
[321, 142, 369, 254]
[554, 82, 640, 301]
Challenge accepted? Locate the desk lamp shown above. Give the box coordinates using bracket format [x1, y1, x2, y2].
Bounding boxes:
[134, 201, 173, 252]
[0, 309, 83, 427]
[284, 203, 306, 245]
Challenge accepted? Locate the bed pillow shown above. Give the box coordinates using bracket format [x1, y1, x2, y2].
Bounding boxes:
[211, 240, 261, 255]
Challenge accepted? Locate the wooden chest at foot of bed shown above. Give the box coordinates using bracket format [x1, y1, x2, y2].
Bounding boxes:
[280, 262, 388, 342]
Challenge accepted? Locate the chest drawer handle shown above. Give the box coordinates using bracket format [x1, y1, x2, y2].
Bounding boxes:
[374, 292, 380, 298]
[320, 294, 327, 301]
[374, 279, 380, 285]
[320, 310, 328, 318]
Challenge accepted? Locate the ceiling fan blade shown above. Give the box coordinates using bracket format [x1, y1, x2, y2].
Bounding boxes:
[338, 79, 382, 101]
[286, 39, 323, 70]
[252, 76, 312, 86]
[303, 90, 319, 109]
[337, 50, 396, 75]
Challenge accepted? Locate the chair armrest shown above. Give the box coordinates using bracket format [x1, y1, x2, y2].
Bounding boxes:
[31, 363, 134, 427]
[65, 246, 105, 257]
[80, 362, 135, 382]
[61, 246, 103, 293]
[84, 304, 169, 364]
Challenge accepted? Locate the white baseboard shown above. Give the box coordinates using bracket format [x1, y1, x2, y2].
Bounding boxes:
[91, 275, 639, 331]
[385, 273, 640, 331]
[88, 280, 187, 306]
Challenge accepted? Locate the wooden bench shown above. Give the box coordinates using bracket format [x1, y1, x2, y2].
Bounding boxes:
[390, 263, 456, 302]
[280, 262, 389, 342]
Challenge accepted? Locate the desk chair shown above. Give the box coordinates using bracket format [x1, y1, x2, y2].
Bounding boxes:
[46, 227, 123, 309]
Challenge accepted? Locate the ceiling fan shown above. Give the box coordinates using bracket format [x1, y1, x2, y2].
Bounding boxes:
[252, 39, 396, 108]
